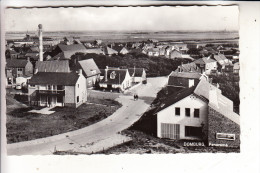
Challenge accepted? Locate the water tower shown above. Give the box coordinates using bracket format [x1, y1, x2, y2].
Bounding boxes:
[38, 24, 43, 61]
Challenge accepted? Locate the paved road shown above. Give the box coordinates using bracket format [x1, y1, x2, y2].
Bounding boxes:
[7, 77, 168, 155]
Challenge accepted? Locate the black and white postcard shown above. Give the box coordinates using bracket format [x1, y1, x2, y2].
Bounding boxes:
[1, 1, 260, 173]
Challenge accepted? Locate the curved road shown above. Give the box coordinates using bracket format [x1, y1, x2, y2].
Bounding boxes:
[7, 77, 168, 155]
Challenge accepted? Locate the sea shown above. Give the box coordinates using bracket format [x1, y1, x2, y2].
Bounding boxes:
[5, 31, 239, 43]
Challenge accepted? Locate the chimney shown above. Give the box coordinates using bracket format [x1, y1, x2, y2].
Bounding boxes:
[105, 66, 108, 82]
[78, 69, 82, 75]
[38, 24, 43, 61]
[27, 57, 30, 62]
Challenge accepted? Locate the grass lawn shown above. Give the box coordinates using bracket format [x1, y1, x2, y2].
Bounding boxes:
[6, 99, 121, 144]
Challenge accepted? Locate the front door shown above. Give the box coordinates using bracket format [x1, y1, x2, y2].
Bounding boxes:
[48, 96, 52, 107]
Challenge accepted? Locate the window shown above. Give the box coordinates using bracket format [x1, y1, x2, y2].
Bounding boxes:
[48, 85, 51, 90]
[185, 108, 190, 117]
[185, 126, 202, 137]
[17, 68, 23, 72]
[78, 84, 79, 88]
[77, 96, 79, 103]
[175, 107, 180, 116]
[57, 85, 63, 90]
[194, 109, 200, 118]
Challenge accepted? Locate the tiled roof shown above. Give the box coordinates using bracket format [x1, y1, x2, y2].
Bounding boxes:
[176, 62, 200, 73]
[202, 57, 216, 63]
[35, 60, 70, 73]
[78, 59, 101, 77]
[6, 59, 30, 68]
[85, 48, 104, 54]
[104, 47, 118, 55]
[194, 78, 221, 100]
[155, 86, 196, 113]
[169, 71, 201, 79]
[29, 72, 80, 86]
[100, 69, 128, 85]
[128, 68, 145, 77]
[57, 44, 87, 52]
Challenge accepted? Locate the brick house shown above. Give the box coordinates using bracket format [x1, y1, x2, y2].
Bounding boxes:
[28, 70, 87, 108]
[6, 58, 33, 85]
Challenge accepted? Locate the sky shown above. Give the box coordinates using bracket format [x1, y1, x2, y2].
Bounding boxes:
[4, 6, 239, 32]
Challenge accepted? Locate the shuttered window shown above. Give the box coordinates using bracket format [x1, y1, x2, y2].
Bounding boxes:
[161, 123, 180, 139]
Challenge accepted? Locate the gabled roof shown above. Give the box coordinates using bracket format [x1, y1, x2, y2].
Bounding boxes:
[169, 71, 201, 80]
[29, 72, 80, 86]
[104, 47, 118, 55]
[176, 62, 200, 73]
[155, 86, 197, 113]
[100, 69, 128, 85]
[6, 59, 30, 68]
[85, 48, 104, 54]
[57, 44, 87, 52]
[194, 78, 221, 101]
[78, 59, 101, 77]
[35, 60, 70, 73]
[128, 68, 145, 77]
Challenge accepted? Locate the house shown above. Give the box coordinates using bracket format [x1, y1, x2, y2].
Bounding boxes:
[28, 70, 87, 108]
[99, 67, 132, 92]
[169, 50, 182, 59]
[50, 44, 88, 60]
[103, 46, 118, 56]
[156, 78, 240, 147]
[175, 62, 201, 73]
[167, 71, 201, 89]
[128, 68, 146, 84]
[76, 59, 101, 88]
[147, 48, 160, 56]
[85, 48, 104, 55]
[5, 49, 19, 59]
[6, 58, 33, 85]
[35, 60, 70, 73]
[194, 57, 217, 74]
[119, 47, 129, 55]
[211, 54, 232, 72]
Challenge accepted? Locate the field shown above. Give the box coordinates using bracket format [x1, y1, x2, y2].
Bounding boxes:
[6, 30, 239, 43]
[6, 95, 122, 144]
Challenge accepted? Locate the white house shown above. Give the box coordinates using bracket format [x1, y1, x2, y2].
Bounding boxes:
[28, 70, 87, 108]
[156, 87, 208, 140]
[99, 67, 132, 92]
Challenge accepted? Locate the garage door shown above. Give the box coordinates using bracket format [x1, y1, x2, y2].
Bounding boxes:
[161, 123, 180, 139]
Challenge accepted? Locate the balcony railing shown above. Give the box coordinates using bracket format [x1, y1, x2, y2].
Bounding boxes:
[37, 90, 65, 95]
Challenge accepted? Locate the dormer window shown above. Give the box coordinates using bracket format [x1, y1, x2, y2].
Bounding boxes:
[110, 71, 116, 79]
